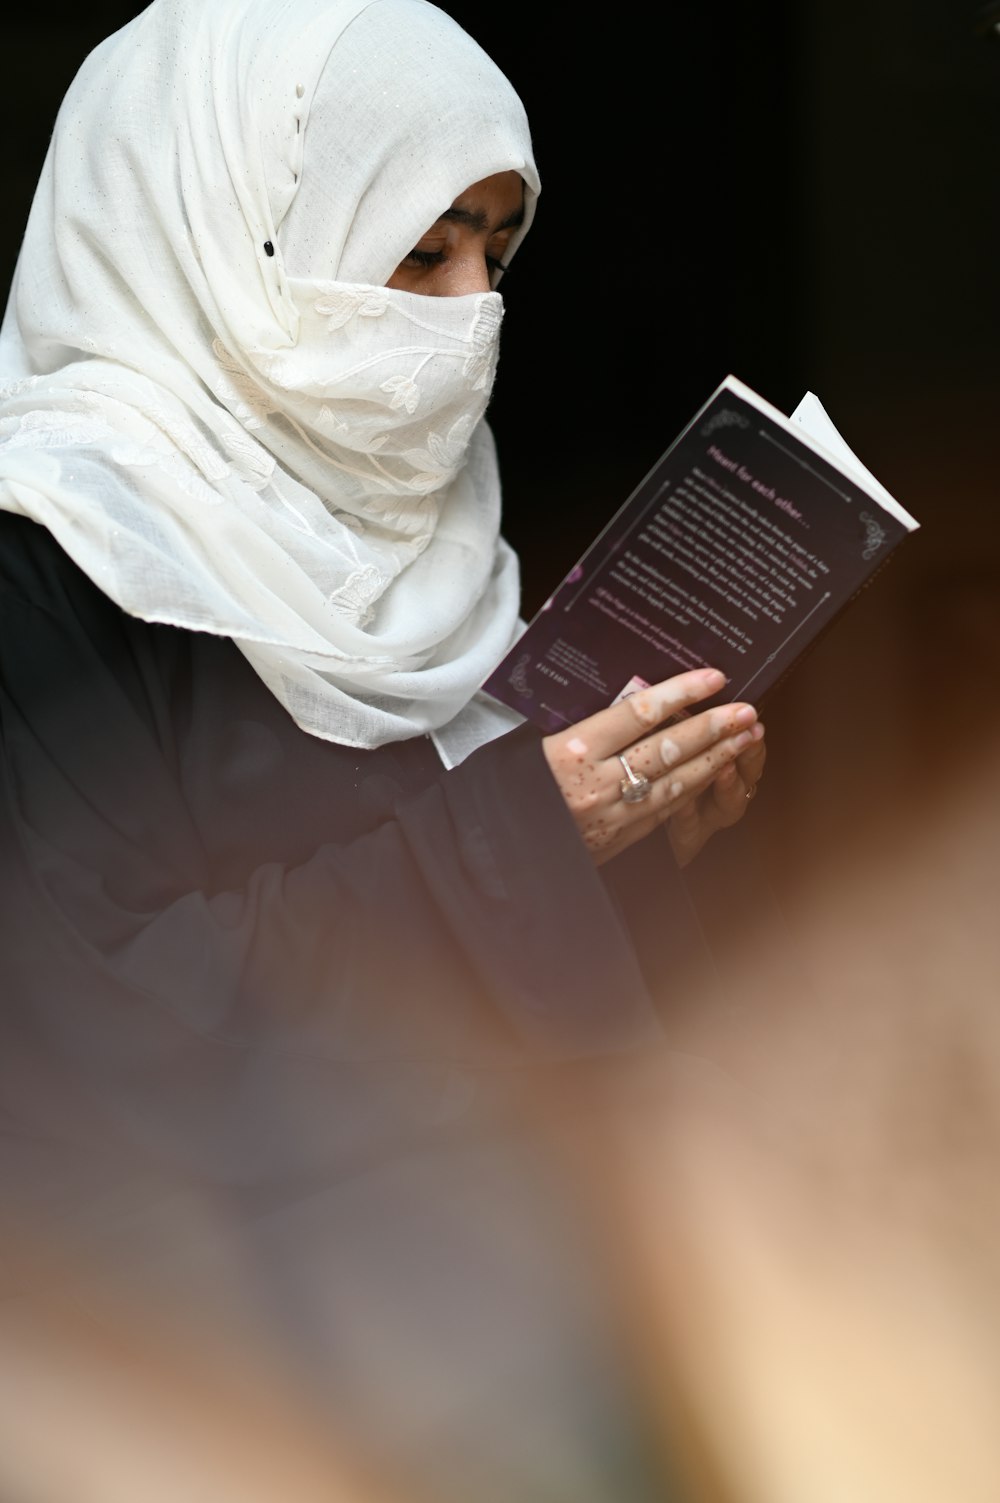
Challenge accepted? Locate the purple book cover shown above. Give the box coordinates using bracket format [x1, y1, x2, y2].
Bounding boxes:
[483, 376, 917, 734]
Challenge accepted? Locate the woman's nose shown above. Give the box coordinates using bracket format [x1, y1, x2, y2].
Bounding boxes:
[440, 252, 492, 296]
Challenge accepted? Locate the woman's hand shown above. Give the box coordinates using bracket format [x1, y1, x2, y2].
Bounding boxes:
[542, 668, 765, 868]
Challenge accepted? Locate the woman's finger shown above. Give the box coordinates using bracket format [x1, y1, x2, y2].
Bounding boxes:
[712, 758, 754, 827]
[735, 734, 767, 796]
[616, 702, 759, 785]
[711, 727, 766, 823]
[550, 667, 728, 761]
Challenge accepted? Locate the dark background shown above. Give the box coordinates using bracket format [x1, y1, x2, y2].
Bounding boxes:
[4, 1, 1000, 880]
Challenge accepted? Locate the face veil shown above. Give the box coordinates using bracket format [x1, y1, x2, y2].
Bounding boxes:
[0, 0, 540, 751]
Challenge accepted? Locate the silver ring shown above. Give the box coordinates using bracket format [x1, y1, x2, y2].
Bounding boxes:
[618, 752, 652, 804]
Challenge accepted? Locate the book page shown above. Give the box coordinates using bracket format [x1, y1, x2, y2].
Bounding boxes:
[789, 392, 916, 529]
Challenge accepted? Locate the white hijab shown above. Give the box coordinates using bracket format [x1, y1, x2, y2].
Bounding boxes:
[0, 0, 539, 754]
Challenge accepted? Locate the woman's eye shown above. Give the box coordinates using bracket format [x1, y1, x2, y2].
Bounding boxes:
[403, 247, 445, 268]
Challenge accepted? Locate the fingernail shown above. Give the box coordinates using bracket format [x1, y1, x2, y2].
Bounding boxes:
[731, 705, 757, 728]
[733, 729, 755, 751]
[702, 669, 726, 690]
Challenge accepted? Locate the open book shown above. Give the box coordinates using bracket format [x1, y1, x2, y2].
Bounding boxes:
[483, 375, 918, 732]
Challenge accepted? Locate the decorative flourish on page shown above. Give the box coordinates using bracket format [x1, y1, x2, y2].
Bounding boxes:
[700, 408, 751, 439]
[508, 652, 534, 697]
[859, 510, 888, 560]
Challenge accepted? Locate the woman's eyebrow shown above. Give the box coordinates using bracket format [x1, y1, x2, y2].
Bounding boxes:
[438, 203, 525, 233]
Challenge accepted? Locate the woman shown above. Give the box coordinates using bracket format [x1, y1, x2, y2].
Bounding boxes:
[0, 1, 766, 1497]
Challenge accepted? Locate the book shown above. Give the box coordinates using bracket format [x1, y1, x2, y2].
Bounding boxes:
[482, 375, 918, 732]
